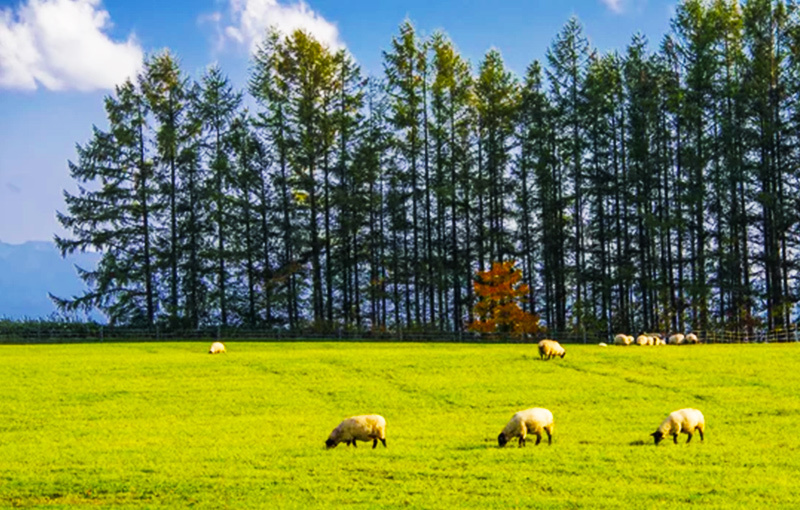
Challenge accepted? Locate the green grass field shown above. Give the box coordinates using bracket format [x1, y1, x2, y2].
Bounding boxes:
[1, 341, 799, 508]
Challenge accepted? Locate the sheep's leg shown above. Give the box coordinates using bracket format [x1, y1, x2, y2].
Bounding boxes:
[346, 441, 351, 446]
[672, 434, 678, 444]
[372, 439, 378, 449]
[545, 429, 552, 445]
[535, 433, 542, 446]
[380, 438, 387, 447]
[686, 432, 693, 444]
[518, 436, 525, 447]
[352, 440, 357, 448]
[697, 428, 704, 441]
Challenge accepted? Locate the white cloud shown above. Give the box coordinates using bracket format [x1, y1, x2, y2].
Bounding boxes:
[0, 0, 143, 91]
[217, 0, 343, 54]
[600, 0, 624, 13]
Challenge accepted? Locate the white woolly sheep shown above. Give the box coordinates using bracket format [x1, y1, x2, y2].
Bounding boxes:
[636, 335, 651, 346]
[498, 408, 554, 447]
[538, 339, 566, 360]
[650, 334, 663, 345]
[209, 342, 226, 354]
[685, 333, 700, 344]
[651, 408, 705, 445]
[325, 414, 387, 449]
[668, 333, 685, 345]
[614, 334, 633, 346]
[598, 342, 608, 347]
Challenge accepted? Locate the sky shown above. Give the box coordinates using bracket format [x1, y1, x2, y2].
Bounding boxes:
[0, 0, 678, 244]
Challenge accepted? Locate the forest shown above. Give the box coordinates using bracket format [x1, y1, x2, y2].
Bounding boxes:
[54, 0, 800, 337]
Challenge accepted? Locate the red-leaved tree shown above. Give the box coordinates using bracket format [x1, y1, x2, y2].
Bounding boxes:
[468, 261, 541, 336]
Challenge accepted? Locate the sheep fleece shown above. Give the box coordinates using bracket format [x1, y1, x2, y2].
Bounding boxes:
[327, 415, 386, 446]
[501, 408, 554, 445]
[656, 408, 705, 439]
[538, 339, 566, 359]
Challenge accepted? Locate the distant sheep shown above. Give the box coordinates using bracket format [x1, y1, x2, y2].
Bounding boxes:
[614, 334, 633, 346]
[326, 415, 387, 449]
[209, 342, 226, 354]
[598, 342, 608, 347]
[668, 334, 685, 345]
[685, 333, 700, 344]
[636, 335, 651, 346]
[650, 334, 664, 346]
[651, 408, 705, 445]
[498, 408, 554, 447]
[538, 339, 566, 360]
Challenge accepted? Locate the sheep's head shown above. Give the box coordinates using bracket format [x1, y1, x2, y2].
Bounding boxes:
[560, 352, 566, 358]
[325, 439, 337, 449]
[651, 431, 664, 445]
[497, 433, 508, 447]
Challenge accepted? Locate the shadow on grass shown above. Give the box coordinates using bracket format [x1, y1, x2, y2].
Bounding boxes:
[629, 439, 648, 446]
[453, 444, 503, 451]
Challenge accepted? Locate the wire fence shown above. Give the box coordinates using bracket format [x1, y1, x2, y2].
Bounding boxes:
[1, 321, 799, 345]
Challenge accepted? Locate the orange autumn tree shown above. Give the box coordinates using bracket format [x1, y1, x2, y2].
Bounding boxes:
[468, 261, 541, 336]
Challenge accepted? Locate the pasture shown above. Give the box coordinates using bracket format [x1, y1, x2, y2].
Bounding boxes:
[1, 341, 799, 508]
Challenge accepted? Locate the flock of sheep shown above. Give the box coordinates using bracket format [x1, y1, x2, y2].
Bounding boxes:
[208, 338, 706, 449]
[612, 332, 701, 346]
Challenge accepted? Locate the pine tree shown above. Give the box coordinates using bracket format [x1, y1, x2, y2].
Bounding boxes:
[196, 65, 242, 326]
[54, 78, 158, 325]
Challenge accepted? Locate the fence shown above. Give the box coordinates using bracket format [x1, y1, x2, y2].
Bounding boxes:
[1, 321, 799, 345]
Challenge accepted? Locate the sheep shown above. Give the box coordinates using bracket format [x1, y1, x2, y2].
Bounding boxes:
[650, 334, 664, 346]
[598, 342, 608, 347]
[325, 414, 387, 449]
[685, 333, 700, 344]
[614, 334, 633, 346]
[498, 408, 554, 447]
[636, 335, 651, 346]
[538, 339, 566, 360]
[651, 408, 705, 445]
[209, 341, 226, 354]
[668, 333, 685, 345]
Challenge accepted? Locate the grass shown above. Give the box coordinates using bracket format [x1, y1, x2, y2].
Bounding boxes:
[1, 341, 799, 508]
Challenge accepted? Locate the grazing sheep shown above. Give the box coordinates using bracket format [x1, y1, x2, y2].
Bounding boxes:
[325, 415, 387, 449]
[668, 333, 685, 345]
[614, 334, 633, 346]
[598, 342, 608, 347]
[651, 408, 705, 445]
[636, 335, 651, 346]
[498, 408, 554, 447]
[685, 333, 700, 344]
[538, 339, 566, 360]
[209, 342, 226, 354]
[650, 334, 664, 345]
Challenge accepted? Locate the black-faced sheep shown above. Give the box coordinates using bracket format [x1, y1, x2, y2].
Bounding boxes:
[668, 333, 685, 345]
[325, 414, 387, 449]
[651, 408, 705, 445]
[614, 334, 633, 346]
[538, 339, 566, 360]
[685, 333, 700, 344]
[498, 408, 554, 447]
[209, 342, 226, 354]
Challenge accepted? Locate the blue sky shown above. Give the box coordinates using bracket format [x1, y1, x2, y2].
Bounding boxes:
[0, 0, 677, 244]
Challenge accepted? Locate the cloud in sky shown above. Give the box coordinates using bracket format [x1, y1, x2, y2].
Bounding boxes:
[600, 0, 624, 13]
[0, 0, 143, 91]
[218, 0, 343, 53]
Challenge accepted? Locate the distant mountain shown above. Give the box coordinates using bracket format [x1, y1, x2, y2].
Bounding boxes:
[0, 240, 101, 320]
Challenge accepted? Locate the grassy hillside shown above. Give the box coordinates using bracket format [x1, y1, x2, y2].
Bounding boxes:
[1, 342, 798, 508]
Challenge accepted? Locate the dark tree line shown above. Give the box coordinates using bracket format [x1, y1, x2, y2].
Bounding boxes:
[56, 0, 800, 335]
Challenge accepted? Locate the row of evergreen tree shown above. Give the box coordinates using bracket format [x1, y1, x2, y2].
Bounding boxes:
[56, 0, 800, 335]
